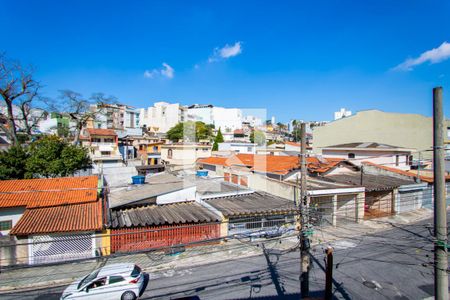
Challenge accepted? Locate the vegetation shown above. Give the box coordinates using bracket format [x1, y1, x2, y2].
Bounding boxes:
[0, 135, 91, 180]
[212, 127, 224, 151]
[250, 130, 266, 146]
[166, 121, 213, 142]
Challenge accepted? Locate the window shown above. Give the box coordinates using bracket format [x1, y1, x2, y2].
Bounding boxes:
[86, 277, 107, 290]
[78, 269, 100, 289]
[0, 220, 12, 231]
[348, 153, 355, 159]
[395, 155, 400, 166]
[93, 138, 101, 143]
[104, 138, 114, 143]
[168, 149, 173, 159]
[101, 151, 111, 156]
[131, 265, 141, 278]
[247, 147, 252, 152]
[109, 276, 125, 284]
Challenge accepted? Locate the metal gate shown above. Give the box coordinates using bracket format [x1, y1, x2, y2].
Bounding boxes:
[111, 223, 221, 253]
[30, 233, 94, 265]
[364, 191, 394, 219]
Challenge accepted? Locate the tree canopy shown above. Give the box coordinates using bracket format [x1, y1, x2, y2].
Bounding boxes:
[250, 130, 266, 146]
[166, 121, 213, 142]
[0, 135, 91, 179]
[212, 127, 224, 151]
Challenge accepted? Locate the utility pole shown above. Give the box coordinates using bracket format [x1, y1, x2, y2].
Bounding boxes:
[300, 122, 310, 298]
[433, 86, 448, 300]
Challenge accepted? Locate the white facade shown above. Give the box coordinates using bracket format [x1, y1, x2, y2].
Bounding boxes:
[334, 108, 352, 120]
[161, 144, 212, 169]
[156, 186, 197, 205]
[219, 142, 257, 154]
[187, 105, 243, 132]
[139, 102, 185, 133]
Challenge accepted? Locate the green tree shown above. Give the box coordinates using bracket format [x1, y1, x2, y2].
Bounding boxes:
[166, 121, 213, 142]
[25, 135, 91, 178]
[0, 146, 30, 180]
[212, 127, 224, 151]
[250, 130, 266, 146]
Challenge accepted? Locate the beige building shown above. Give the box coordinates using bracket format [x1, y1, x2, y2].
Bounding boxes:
[161, 143, 212, 170]
[313, 110, 450, 159]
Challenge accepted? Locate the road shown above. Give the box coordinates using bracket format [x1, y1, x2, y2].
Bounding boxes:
[1, 217, 441, 299]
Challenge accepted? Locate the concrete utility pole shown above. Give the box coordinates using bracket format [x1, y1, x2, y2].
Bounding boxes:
[300, 123, 310, 298]
[433, 87, 448, 300]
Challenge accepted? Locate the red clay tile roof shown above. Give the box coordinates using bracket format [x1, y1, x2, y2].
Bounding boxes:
[87, 128, 117, 136]
[0, 176, 98, 209]
[361, 161, 450, 183]
[10, 201, 103, 235]
[199, 154, 344, 175]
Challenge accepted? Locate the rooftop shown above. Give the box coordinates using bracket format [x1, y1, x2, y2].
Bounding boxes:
[0, 176, 99, 209]
[109, 173, 195, 209]
[110, 201, 220, 228]
[322, 142, 413, 151]
[87, 128, 117, 136]
[205, 192, 297, 217]
[325, 172, 415, 191]
[10, 201, 103, 235]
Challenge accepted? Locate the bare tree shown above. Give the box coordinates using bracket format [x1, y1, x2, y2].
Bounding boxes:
[55, 90, 116, 145]
[0, 53, 41, 145]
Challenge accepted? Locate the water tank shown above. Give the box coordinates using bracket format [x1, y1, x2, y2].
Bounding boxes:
[132, 175, 145, 184]
[196, 170, 208, 177]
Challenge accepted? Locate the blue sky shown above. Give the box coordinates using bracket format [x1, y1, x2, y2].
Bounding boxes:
[1, 0, 450, 122]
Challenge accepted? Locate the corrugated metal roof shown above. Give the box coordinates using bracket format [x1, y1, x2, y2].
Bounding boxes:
[326, 172, 415, 191]
[110, 201, 220, 228]
[10, 201, 103, 235]
[205, 192, 298, 217]
[0, 176, 98, 208]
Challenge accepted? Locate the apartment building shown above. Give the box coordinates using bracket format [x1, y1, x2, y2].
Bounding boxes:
[139, 102, 186, 133]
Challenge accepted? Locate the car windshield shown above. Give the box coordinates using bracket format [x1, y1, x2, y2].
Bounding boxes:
[78, 269, 101, 289]
[130, 265, 141, 278]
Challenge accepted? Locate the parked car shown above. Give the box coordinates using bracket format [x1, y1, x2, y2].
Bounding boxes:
[60, 263, 148, 300]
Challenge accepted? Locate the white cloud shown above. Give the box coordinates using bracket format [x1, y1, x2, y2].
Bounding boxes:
[143, 62, 175, 79]
[209, 41, 242, 62]
[393, 41, 450, 71]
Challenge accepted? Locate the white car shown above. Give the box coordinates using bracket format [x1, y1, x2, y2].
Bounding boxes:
[61, 263, 148, 300]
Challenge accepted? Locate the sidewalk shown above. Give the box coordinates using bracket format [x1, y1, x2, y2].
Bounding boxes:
[0, 208, 433, 293]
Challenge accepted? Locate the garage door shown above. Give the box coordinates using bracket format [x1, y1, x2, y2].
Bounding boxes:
[30, 233, 94, 265]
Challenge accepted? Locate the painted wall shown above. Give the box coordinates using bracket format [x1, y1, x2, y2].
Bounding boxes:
[0, 207, 26, 236]
[313, 110, 450, 159]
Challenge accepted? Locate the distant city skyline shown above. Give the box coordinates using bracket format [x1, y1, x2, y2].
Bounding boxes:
[1, 0, 450, 122]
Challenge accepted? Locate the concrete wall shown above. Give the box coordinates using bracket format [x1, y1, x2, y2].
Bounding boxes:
[0, 207, 26, 235]
[313, 110, 449, 159]
[156, 186, 197, 204]
[322, 149, 410, 170]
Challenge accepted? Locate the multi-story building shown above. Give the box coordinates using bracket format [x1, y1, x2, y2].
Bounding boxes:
[89, 104, 141, 133]
[81, 128, 123, 167]
[139, 102, 186, 133]
[187, 104, 243, 132]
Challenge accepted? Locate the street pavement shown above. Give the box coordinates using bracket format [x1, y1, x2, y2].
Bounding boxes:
[0, 213, 442, 300]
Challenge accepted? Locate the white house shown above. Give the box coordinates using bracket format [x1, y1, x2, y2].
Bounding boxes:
[320, 142, 414, 170]
[218, 142, 257, 154]
[187, 104, 243, 132]
[161, 143, 212, 170]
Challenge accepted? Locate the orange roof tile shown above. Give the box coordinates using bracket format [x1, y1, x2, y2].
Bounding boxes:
[199, 154, 344, 175]
[10, 201, 103, 235]
[361, 161, 447, 183]
[87, 128, 117, 136]
[0, 176, 98, 209]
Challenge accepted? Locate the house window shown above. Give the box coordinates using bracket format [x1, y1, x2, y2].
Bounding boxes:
[395, 155, 400, 166]
[168, 149, 173, 159]
[348, 153, 355, 159]
[0, 220, 12, 231]
[104, 138, 114, 143]
[93, 138, 101, 143]
[101, 151, 111, 156]
[247, 147, 252, 152]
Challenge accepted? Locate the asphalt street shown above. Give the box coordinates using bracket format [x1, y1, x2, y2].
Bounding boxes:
[1, 217, 442, 300]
